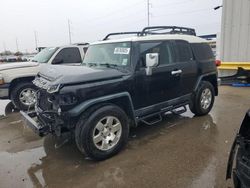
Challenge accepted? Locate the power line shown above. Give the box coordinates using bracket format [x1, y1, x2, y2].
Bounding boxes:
[152, 8, 211, 18]
[82, 0, 145, 23]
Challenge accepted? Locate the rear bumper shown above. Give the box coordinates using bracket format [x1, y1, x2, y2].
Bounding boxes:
[0, 83, 10, 99]
[20, 111, 49, 136]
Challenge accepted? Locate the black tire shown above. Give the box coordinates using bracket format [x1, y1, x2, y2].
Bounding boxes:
[10, 82, 37, 111]
[75, 105, 129, 161]
[190, 81, 215, 116]
[5, 102, 20, 115]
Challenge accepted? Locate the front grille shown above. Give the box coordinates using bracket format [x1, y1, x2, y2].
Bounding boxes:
[37, 89, 53, 111]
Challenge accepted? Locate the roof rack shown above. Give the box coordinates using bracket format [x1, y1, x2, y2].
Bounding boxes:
[103, 32, 140, 40]
[140, 26, 196, 36]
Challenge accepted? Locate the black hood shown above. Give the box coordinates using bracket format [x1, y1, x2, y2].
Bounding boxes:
[38, 64, 127, 85]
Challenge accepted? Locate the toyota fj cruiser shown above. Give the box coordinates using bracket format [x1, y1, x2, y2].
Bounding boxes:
[21, 26, 219, 160]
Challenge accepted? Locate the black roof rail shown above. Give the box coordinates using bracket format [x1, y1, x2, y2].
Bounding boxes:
[199, 34, 217, 40]
[103, 32, 140, 40]
[140, 26, 196, 36]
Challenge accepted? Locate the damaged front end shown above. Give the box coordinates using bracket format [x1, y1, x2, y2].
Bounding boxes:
[226, 110, 250, 188]
[21, 75, 76, 137]
[21, 89, 66, 137]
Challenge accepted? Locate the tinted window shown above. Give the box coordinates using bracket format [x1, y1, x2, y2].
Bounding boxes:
[174, 40, 193, 62]
[191, 43, 215, 61]
[54, 48, 81, 64]
[140, 41, 173, 67]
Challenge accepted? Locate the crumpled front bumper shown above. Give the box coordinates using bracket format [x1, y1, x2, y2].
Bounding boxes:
[20, 111, 50, 137]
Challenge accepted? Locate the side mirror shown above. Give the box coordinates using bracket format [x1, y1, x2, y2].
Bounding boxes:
[52, 58, 63, 64]
[145, 53, 159, 76]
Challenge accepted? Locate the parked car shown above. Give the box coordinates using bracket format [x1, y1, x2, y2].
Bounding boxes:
[0, 43, 88, 110]
[21, 26, 219, 160]
[227, 110, 250, 188]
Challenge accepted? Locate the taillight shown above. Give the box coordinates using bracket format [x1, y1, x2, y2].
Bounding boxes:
[215, 60, 221, 67]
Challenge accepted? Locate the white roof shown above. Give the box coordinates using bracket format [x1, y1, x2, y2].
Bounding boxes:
[92, 34, 207, 45]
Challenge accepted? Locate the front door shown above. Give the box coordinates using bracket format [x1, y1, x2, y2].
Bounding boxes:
[134, 41, 183, 108]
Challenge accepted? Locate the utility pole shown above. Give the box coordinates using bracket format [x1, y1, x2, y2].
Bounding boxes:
[34, 30, 38, 50]
[68, 19, 72, 44]
[147, 0, 150, 26]
[3, 42, 6, 52]
[16, 38, 19, 52]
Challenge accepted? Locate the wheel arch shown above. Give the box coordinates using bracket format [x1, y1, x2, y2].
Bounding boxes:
[67, 92, 136, 126]
[9, 76, 35, 97]
[195, 73, 218, 96]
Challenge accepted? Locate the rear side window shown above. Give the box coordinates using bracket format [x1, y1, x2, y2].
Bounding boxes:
[174, 40, 193, 62]
[191, 43, 215, 61]
[54, 48, 81, 64]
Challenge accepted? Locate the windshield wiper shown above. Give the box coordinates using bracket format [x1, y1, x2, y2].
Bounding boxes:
[99, 63, 118, 68]
[99, 63, 129, 73]
[31, 59, 38, 62]
[84, 62, 98, 67]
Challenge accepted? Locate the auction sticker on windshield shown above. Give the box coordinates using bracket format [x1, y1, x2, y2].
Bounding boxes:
[114, 47, 130, 55]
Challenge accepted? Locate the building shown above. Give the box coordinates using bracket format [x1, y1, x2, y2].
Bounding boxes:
[219, 0, 250, 75]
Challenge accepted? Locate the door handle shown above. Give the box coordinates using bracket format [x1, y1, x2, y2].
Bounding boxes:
[171, 69, 182, 75]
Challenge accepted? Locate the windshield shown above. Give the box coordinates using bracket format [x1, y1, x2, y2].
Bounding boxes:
[32, 47, 58, 63]
[83, 42, 131, 68]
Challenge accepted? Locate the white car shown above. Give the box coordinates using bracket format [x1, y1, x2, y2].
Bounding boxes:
[0, 44, 88, 110]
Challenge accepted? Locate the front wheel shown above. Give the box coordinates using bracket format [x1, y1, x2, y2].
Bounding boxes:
[75, 105, 129, 161]
[190, 81, 215, 116]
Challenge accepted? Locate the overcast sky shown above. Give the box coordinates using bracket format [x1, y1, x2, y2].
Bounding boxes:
[0, 0, 222, 52]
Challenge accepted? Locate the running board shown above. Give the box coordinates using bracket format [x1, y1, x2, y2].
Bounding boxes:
[171, 106, 187, 115]
[138, 103, 188, 125]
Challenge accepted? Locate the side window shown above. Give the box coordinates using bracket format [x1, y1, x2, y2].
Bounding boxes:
[139, 41, 173, 67]
[191, 43, 215, 61]
[54, 48, 81, 64]
[174, 40, 193, 62]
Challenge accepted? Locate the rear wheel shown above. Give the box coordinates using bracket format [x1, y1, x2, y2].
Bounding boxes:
[190, 81, 215, 116]
[11, 82, 37, 111]
[75, 105, 129, 161]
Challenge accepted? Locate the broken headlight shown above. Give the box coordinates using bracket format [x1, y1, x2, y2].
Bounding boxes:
[58, 93, 78, 106]
[47, 84, 60, 94]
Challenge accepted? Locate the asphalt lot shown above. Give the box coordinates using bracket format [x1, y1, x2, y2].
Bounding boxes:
[0, 86, 249, 188]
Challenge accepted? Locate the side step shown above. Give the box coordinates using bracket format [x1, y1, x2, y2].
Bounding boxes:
[138, 104, 188, 125]
[171, 106, 187, 115]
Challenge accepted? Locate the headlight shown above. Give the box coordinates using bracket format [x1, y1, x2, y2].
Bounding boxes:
[47, 84, 60, 93]
[59, 93, 78, 106]
[0, 74, 5, 85]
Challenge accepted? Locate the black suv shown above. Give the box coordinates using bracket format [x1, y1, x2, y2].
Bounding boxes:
[21, 26, 219, 160]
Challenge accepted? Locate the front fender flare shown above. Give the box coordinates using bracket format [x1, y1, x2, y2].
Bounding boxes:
[66, 92, 135, 118]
